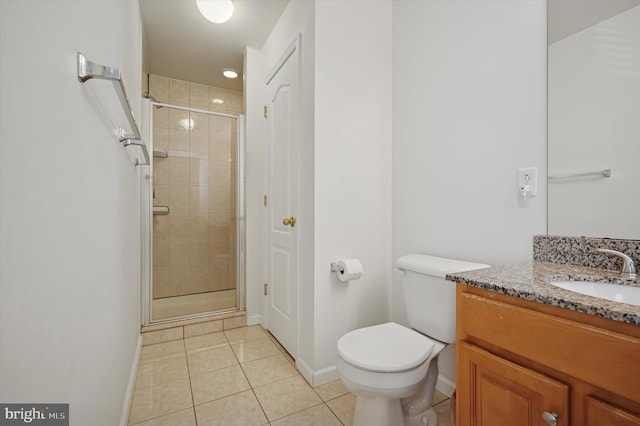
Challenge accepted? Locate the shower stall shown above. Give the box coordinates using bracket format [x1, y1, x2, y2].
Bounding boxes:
[140, 81, 245, 324]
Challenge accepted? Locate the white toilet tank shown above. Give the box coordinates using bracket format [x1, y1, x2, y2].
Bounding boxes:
[395, 254, 489, 344]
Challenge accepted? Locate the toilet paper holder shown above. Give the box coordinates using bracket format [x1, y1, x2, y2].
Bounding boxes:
[330, 262, 344, 273]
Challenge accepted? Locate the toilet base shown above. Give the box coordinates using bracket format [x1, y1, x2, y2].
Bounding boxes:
[353, 395, 404, 426]
[352, 396, 439, 426]
[406, 408, 438, 426]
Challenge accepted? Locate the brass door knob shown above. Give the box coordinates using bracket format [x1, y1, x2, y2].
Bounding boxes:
[282, 217, 296, 227]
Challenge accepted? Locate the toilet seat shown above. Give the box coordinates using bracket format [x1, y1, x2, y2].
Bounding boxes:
[337, 322, 434, 373]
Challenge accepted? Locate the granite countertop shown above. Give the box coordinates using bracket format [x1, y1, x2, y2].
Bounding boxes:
[446, 261, 640, 326]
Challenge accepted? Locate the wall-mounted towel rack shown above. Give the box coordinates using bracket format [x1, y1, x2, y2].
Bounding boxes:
[77, 52, 150, 166]
[548, 168, 611, 181]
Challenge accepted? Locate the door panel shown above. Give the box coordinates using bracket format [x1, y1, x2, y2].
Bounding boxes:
[264, 38, 300, 357]
[458, 341, 569, 426]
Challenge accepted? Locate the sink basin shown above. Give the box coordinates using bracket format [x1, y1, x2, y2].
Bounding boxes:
[550, 281, 640, 307]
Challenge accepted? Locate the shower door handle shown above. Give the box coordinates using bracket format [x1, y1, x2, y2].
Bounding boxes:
[282, 217, 296, 227]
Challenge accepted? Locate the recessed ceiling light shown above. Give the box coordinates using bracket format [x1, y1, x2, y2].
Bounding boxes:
[196, 0, 234, 24]
[222, 68, 238, 79]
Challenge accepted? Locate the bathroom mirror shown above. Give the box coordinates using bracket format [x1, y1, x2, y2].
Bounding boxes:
[547, 0, 640, 239]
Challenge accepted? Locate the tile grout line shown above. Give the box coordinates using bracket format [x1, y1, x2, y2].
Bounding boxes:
[182, 336, 199, 426]
[226, 328, 272, 424]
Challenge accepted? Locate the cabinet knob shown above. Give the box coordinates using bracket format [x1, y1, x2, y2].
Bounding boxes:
[541, 411, 559, 426]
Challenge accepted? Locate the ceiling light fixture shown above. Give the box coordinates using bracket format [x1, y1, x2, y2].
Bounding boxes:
[222, 68, 238, 79]
[196, 0, 234, 24]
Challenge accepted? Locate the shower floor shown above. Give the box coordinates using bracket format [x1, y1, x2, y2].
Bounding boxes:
[152, 289, 236, 320]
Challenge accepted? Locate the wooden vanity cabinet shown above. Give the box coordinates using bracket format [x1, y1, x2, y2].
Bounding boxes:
[456, 284, 640, 426]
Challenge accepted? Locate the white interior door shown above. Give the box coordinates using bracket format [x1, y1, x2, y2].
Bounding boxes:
[264, 38, 300, 357]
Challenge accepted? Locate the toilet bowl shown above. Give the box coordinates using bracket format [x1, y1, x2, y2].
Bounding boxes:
[336, 254, 489, 426]
[337, 322, 445, 426]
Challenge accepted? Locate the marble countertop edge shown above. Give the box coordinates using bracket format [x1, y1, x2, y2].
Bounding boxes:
[447, 261, 640, 326]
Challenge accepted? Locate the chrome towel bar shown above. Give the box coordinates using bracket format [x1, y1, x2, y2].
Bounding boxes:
[77, 52, 150, 166]
[548, 168, 611, 181]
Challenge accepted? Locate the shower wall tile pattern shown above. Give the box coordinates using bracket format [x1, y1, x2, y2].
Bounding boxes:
[150, 74, 243, 299]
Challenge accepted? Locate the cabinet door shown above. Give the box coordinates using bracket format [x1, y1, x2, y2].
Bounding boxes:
[458, 341, 569, 426]
[585, 396, 640, 426]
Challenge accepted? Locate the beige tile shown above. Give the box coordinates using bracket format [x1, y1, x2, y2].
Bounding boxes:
[170, 79, 189, 105]
[190, 159, 209, 187]
[184, 320, 223, 338]
[189, 215, 208, 240]
[169, 156, 190, 185]
[169, 215, 189, 240]
[209, 87, 228, 113]
[169, 185, 189, 216]
[433, 399, 454, 426]
[195, 390, 267, 426]
[134, 355, 188, 390]
[149, 75, 170, 103]
[190, 111, 209, 134]
[142, 327, 183, 346]
[223, 315, 246, 330]
[153, 107, 170, 129]
[314, 380, 349, 402]
[241, 354, 298, 388]
[169, 240, 189, 268]
[189, 132, 208, 157]
[184, 331, 228, 354]
[190, 239, 209, 266]
[169, 108, 189, 131]
[224, 325, 267, 344]
[433, 389, 447, 406]
[187, 345, 238, 376]
[271, 404, 342, 426]
[189, 186, 209, 217]
[129, 407, 195, 426]
[154, 157, 170, 185]
[253, 375, 323, 422]
[190, 83, 210, 108]
[191, 364, 250, 405]
[139, 340, 185, 365]
[227, 90, 243, 114]
[128, 378, 192, 425]
[153, 127, 169, 151]
[231, 338, 279, 363]
[153, 184, 170, 206]
[326, 393, 356, 426]
[152, 268, 170, 298]
[152, 238, 169, 268]
[188, 265, 210, 293]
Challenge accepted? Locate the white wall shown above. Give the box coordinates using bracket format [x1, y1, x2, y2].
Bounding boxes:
[258, 0, 317, 380]
[0, 1, 143, 424]
[313, 0, 392, 382]
[257, 0, 392, 385]
[243, 46, 265, 325]
[548, 6, 640, 240]
[392, 0, 547, 393]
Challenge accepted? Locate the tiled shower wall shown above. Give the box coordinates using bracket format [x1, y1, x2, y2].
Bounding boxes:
[149, 74, 243, 299]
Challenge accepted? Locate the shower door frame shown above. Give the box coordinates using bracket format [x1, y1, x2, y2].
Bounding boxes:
[140, 99, 246, 326]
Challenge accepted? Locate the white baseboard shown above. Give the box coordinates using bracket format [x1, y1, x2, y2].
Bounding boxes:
[296, 356, 314, 386]
[436, 375, 455, 398]
[312, 364, 339, 387]
[120, 335, 142, 426]
[295, 359, 339, 387]
[246, 314, 263, 326]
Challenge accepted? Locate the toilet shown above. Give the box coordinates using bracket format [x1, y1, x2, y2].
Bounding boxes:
[336, 254, 489, 426]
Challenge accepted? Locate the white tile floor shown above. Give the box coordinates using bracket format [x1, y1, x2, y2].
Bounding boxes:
[128, 325, 452, 425]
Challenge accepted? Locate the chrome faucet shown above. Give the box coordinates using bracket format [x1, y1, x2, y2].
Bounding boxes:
[596, 248, 638, 278]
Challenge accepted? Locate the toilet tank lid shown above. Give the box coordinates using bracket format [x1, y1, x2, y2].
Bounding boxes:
[395, 254, 490, 278]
